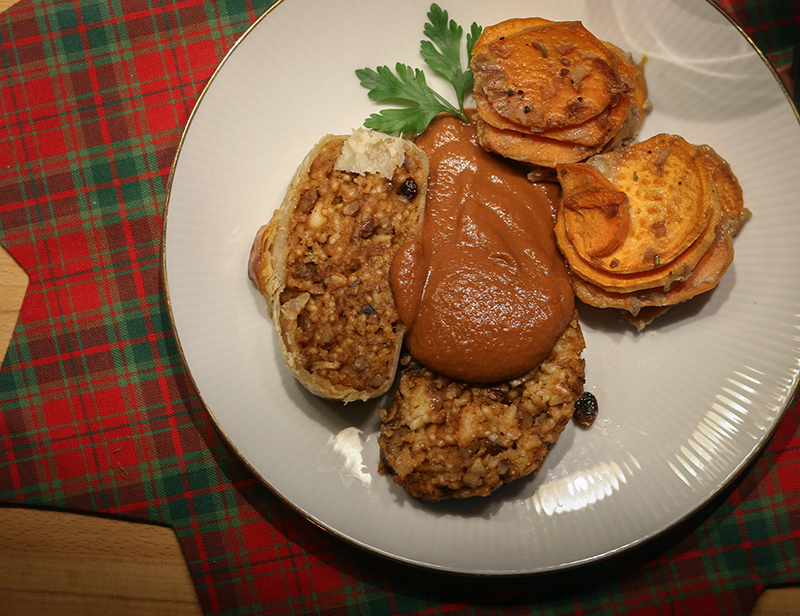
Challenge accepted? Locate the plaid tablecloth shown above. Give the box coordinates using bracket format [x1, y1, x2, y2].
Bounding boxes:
[1, 1, 799, 614]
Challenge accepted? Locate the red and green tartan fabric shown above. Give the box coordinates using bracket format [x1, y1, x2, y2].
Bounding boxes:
[1, 1, 799, 614]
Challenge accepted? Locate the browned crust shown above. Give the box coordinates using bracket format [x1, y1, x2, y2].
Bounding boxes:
[379, 310, 586, 501]
[249, 133, 429, 402]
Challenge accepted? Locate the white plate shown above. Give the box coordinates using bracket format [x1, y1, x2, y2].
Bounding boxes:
[163, 0, 800, 574]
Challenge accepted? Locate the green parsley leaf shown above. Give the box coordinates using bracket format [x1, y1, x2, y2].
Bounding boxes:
[356, 63, 460, 135]
[356, 3, 482, 137]
[420, 5, 471, 112]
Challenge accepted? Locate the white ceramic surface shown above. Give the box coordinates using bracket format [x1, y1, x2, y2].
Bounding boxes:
[163, 0, 800, 574]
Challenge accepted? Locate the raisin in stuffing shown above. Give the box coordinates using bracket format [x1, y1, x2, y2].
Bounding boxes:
[574, 391, 598, 427]
[397, 178, 418, 201]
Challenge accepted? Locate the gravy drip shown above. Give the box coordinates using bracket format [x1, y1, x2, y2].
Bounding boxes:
[390, 114, 574, 383]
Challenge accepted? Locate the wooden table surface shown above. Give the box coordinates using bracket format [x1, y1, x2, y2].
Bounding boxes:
[0, 506, 203, 616]
[0, 246, 28, 367]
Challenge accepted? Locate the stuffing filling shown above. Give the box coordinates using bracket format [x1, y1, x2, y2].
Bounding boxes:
[379, 311, 586, 501]
[279, 140, 422, 393]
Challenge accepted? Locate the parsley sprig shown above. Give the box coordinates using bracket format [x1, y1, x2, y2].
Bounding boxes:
[356, 4, 482, 136]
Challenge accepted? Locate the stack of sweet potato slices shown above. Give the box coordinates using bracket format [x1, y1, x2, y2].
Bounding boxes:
[554, 133, 751, 329]
[471, 18, 650, 169]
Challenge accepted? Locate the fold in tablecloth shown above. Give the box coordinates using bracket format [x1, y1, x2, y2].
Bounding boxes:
[1, 1, 799, 614]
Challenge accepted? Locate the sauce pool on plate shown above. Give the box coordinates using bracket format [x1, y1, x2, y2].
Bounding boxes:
[390, 114, 574, 383]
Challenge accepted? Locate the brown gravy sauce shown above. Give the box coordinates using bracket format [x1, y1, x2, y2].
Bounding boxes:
[389, 114, 574, 383]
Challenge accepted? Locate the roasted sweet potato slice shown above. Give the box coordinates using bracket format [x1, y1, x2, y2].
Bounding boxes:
[475, 91, 623, 148]
[571, 229, 734, 321]
[699, 144, 751, 237]
[472, 20, 621, 131]
[557, 162, 629, 259]
[473, 85, 614, 147]
[578, 134, 719, 274]
[557, 199, 720, 293]
[470, 17, 553, 58]
[566, 142, 748, 328]
[476, 118, 603, 166]
[474, 39, 645, 149]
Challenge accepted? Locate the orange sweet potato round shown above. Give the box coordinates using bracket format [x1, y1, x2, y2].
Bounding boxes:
[698, 144, 750, 237]
[474, 39, 644, 149]
[471, 19, 649, 168]
[575, 134, 719, 274]
[563, 142, 748, 327]
[473, 86, 616, 147]
[475, 118, 603, 166]
[570, 229, 734, 318]
[556, 199, 720, 293]
[556, 162, 630, 259]
[472, 20, 621, 131]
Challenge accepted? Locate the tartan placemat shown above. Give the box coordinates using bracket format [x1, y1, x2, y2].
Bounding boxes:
[1, 1, 799, 614]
